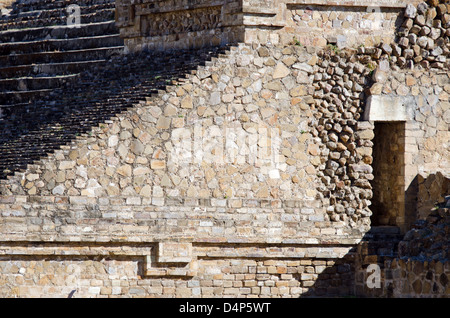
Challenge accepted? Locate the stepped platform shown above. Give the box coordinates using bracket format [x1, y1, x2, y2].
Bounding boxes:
[0, 20, 119, 43]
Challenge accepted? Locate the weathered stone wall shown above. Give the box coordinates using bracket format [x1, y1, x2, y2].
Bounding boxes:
[115, 0, 244, 52]
[360, 0, 450, 230]
[386, 258, 449, 297]
[399, 197, 449, 261]
[356, 257, 450, 297]
[366, 67, 449, 230]
[356, 199, 449, 298]
[245, 0, 408, 49]
[367, 68, 449, 230]
[390, 195, 449, 297]
[0, 43, 376, 244]
[417, 172, 450, 219]
[116, 0, 418, 52]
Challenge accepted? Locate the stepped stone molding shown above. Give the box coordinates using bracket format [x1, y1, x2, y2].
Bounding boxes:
[0, 239, 356, 297]
[0, 42, 379, 243]
[364, 96, 409, 121]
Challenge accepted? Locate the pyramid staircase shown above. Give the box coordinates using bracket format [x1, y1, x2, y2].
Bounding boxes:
[0, 0, 122, 108]
[0, 0, 230, 182]
[0, 0, 116, 31]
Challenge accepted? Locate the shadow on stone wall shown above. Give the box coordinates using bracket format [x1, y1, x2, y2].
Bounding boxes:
[0, 46, 228, 181]
[301, 186, 449, 298]
[298, 229, 400, 298]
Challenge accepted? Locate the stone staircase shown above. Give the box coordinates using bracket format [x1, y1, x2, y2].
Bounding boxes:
[0, 0, 122, 109]
[0, 1, 231, 182]
[0, 0, 115, 31]
[0, 47, 230, 182]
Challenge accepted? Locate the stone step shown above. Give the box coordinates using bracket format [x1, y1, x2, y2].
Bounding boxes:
[0, 102, 29, 119]
[0, 34, 123, 56]
[0, 0, 127, 179]
[10, 0, 115, 14]
[366, 225, 401, 236]
[0, 73, 80, 92]
[0, 88, 142, 122]
[1, 89, 150, 119]
[0, 8, 115, 31]
[0, 59, 107, 80]
[2, 87, 164, 133]
[0, 88, 54, 104]
[2, 2, 114, 19]
[0, 20, 118, 43]
[1, 3, 114, 19]
[0, 46, 123, 66]
[0, 55, 214, 111]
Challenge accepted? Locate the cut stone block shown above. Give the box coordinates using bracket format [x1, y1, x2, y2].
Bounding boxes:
[143, 243, 197, 278]
[363, 95, 408, 121]
[157, 242, 192, 263]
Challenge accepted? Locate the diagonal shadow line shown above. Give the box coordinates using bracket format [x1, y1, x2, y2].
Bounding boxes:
[0, 45, 230, 181]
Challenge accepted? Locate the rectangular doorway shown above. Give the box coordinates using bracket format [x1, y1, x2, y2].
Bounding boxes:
[370, 122, 405, 227]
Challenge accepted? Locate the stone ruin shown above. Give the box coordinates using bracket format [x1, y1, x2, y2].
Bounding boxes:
[0, 0, 448, 297]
